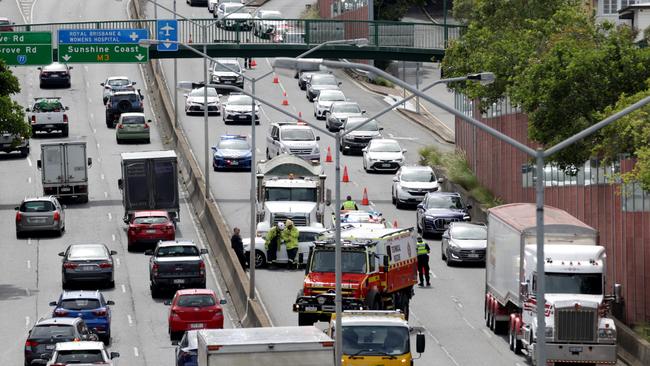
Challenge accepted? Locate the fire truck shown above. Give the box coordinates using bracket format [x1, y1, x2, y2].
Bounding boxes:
[293, 227, 418, 326]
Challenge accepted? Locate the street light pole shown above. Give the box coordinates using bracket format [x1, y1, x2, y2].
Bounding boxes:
[334, 130, 342, 366]
[173, 0, 178, 130]
[249, 77, 257, 300]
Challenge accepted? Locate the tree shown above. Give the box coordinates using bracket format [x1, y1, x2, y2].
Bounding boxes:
[373, 0, 425, 21]
[0, 60, 29, 139]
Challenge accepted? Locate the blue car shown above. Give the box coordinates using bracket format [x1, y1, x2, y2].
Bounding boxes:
[416, 192, 472, 237]
[176, 330, 198, 366]
[49, 290, 114, 344]
[211, 135, 252, 171]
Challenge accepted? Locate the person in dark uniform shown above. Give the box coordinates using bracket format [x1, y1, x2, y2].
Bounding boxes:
[416, 236, 431, 287]
[231, 227, 247, 270]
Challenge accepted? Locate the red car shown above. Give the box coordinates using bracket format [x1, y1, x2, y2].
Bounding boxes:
[127, 211, 175, 250]
[166, 289, 226, 340]
[0, 18, 15, 32]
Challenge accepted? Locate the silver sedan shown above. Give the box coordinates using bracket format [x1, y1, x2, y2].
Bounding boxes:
[441, 222, 487, 265]
[15, 196, 65, 238]
[60, 244, 117, 288]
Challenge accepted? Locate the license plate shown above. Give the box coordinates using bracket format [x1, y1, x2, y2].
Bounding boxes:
[569, 346, 583, 353]
[468, 254, 479, 258]
[190, 323, 204, 329]
[45, 124, 54, 128]
[146, 229, 156, 234]
[381, 163, 391, 167]
[229, 161, 239, 165]
[173, 279, 185, 284]
[238, 115, 247, 119]
[60, 187, 71, 192]
[46, 344, 55, 350]
[305, 306, 317, 312]
[80, 265, 95, 271]
[30, 218, 46, 223]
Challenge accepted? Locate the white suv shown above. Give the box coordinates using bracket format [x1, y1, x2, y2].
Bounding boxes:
[45, 341, 119, 366]
[210, 58, 244, 89]
[266, 122, 320, 162]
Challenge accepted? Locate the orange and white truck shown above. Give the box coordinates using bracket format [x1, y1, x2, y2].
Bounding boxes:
[293, 227, 418, 325]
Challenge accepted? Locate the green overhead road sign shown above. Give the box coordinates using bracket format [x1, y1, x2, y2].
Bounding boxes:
[58, 44, 149, 63]
[57, 29, 149, 63]
[0, 32, 52, 66]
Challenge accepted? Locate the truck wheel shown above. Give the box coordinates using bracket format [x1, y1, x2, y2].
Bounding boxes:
[105, 114, 113, 128]
[61, 126, 69, 137]
[150, 282, 161, 298]
[79, 195, 89, 204]
[20, 147, 29, 157]
[298, 313, 316, 326]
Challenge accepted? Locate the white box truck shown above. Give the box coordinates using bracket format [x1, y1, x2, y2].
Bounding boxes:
[37, 142, 92, 202]
[197, 326, 334, 366]
[485, 203, 618, 365]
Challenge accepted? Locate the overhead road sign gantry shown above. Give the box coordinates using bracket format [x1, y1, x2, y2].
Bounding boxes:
[57, 29, 149, 63]
[156, 19, 178, 52]
[0, 32, 52, 65]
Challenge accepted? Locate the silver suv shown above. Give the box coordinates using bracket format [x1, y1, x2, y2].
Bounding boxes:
[15, 196, 65, 238]
[210, 58, 244, 89]
[266, 122, 320, 162]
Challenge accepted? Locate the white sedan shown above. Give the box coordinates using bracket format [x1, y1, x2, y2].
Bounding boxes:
[362, 138, 406, 173]
[184, 87, 221, 115]
[313, 89, 346, 120]
[242, 225, 325, 268]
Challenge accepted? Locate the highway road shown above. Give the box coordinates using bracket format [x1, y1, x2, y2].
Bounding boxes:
[146, 1, 531, 365]
[0, 1, 237, 365]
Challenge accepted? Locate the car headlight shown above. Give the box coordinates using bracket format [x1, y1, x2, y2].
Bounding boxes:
[313, 146, 320, 154]
[598, 327, 616, 342]
[448, 241, 460, 250]
[343, 135, 355, 141]
[545, 327, 554, 339]
[425, 215, 436, 220]
[463, 215, 471, 221]
[236, 76, 243, 83]
[212, 76, 221, 82]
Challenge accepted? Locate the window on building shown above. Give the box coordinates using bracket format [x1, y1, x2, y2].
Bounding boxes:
[521, 160, 620, 188]
[622, 181, 650, 212]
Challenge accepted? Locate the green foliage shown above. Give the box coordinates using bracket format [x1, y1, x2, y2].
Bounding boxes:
[370, 76, 394, 87]
[374, 0, 425, 21]
[300, 4, 320, 20]
[419, 146, 502, 207]
[593, 85, 650, 191]
[0, 59, 28, 138]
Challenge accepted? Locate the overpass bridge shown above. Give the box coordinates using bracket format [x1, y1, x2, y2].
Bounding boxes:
[14, 18, 465, 62]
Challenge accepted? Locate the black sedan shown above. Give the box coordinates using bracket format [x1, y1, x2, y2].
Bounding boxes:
[38, 62, 73, 88]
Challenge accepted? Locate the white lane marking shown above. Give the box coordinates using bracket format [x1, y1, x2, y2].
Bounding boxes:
[26, 260, 31, 269]
[430, 270, 438, 279]
[84, 66, 88, 71]
[112, 234, 116, 241]
[256, 148, 261, 154]
[90, 113, 94, 120]
[96, 143, 100, 148]
[440, 346, 460, 366]
[14, 0, 28, 23]
[451, 296, 464, 309]
[27, 238, 32, 245]
[115, 258, 120, 267]
[121, 284, 126, 293]
[127, 314, 133, 326]
[463, 317, 475, 330]
[482, 328, 493, 338]
[25, 316, 30, 330]
[93, 128, 97, 134]
[86, 81, 90, 88]
[104, 192, 108, 198]
[28, 177, 31, 184]
[409, 312, 459, 365]
[26, 157, 32, 167]
[389, 133, 394, 138]
[133, 347, 139, 357]
[88, 97, 92, 104]
[25, 288, 30, 296]
[100, 174, 105, 180]
[107, 213, 112, 221]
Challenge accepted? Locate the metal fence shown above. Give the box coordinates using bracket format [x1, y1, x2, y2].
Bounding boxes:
[12, 18, 464, 50]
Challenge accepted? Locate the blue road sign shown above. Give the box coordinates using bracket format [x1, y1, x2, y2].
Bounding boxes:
[58, 29, 149, 44]
[156, 19, 178, 52]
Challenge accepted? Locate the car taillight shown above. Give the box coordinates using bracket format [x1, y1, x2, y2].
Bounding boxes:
[93, 308, 107, 316]
[170, 309, 179, 318]
[31, 115, 36, 124]
[153, 263, 159, 276]
[64, 262, 78, 269]
[118, 124, 124, 129]
[25, 340, 38, 350]
[15, 212, 22, 222]
[99, 262, 112, 269]
[54, 309, 68, 317]
[143, 123, 149, 129]
[63, 114, 68, 123]
[53, 212, 60, 221]
[199, 261, 205, 276]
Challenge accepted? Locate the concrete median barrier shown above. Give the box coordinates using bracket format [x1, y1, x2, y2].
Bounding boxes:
[130, 0, 271, 328]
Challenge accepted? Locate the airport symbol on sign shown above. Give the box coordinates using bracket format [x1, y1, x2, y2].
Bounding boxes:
[156, 20, 178, 52]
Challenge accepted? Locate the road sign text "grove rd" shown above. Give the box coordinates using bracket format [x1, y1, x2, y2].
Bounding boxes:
[0, 31, 52, 65]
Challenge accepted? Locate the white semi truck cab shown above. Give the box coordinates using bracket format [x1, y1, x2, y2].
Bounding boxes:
[485, 203, 619, 365]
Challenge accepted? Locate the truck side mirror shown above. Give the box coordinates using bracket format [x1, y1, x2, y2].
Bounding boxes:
[132, 81, 137, 85]
[614, 283, 622, 303]
[325, 188, 332, 206]
[438, 177, 444, 183]
[144, 249, 154, 256]
[316, 136, 320, 141]
[110, 352, 120, 359]
[37, 160, 42, 169]
[163, 300, 172, 305]
[87, 157, 92, 167]
[49, 301, 57, 306]
[25, 107, 30, 112]
[520, 281, 529, 297]
[118, 178, 123, 190]
[383, 255, 389, 268]
[416, 333, 425, 354]
[200, 249, 209, 255]
[100, 83, 105, 86]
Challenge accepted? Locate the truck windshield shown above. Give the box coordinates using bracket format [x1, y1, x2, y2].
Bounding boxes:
[312, 251, 366, 273]
[342, 326, 409, 356]
[545, 272, 603, 295]
[266, 187, 317, 202]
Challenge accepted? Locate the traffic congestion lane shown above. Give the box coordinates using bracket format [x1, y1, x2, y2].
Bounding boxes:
[0, 1, 235, 366]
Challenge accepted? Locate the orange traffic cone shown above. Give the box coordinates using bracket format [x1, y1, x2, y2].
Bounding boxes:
[361, 188, 369, 205]
[342, 166, 350, 183]
[325, 146, 333, 163]
[281, 91, 289, 106]
[298, 111, 303, 122]
[250, 59, 257, 68]
[273, 75, 279, 84]
[188, 34, 193, 44]
[392, 219, 398, 228]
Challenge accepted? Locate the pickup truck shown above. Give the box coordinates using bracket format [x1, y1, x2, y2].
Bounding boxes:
[26, 97, 70, 137]
[145, 240, 208, 298]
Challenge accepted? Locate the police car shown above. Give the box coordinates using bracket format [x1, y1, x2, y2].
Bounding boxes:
[211, 135, 252, 171]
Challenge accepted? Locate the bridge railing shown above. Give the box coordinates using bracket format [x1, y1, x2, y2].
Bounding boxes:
[13, 18, 465, 50]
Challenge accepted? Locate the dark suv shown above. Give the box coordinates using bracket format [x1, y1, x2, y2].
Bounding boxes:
[105, 90, 144, 128]
[416, 192, 472, 237]
[0, 131, 29, 157]
[24, 317, 98, 366]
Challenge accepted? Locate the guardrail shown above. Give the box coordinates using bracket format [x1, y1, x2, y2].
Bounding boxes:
[13, 18, 465, 51]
